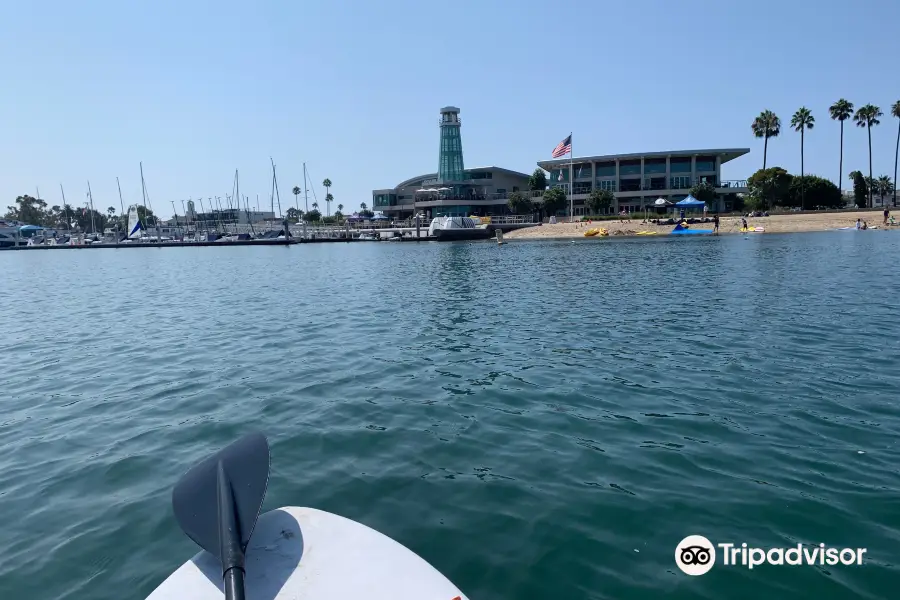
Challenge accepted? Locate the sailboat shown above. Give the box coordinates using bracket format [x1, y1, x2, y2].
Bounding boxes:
[124, 205, 144, 242]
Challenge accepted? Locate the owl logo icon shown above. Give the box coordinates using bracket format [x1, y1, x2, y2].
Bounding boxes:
[675, 535, 716, 575]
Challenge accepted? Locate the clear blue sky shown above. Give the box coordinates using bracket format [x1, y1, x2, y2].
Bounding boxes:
[2, 0, 898, 217]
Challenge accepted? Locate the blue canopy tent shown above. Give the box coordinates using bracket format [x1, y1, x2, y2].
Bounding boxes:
[675, 195, 705, 210]
[670, 195, 713, 235]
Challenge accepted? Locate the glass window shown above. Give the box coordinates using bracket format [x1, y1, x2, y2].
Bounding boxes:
[550, 168, 569, 182]
[573, 182, 591, 194]
[596, 179, 617, 192]
[620, 179, 641, 192]
[574, 163, 592, 179]
[644, 159, 666, 174]
[670, 158, 691, 173]
[670, 176, 692, 189]
[696, 156, 716, 172]
[619, 160, 641, 176]
[650, 177, 667, 190]
[595, 162, 615, 176]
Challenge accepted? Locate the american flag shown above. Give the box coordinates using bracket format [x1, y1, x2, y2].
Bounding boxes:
[551, 134, 572, 158]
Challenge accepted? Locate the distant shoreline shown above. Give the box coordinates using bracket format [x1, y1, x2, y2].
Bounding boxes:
[504, 210, 897, 240]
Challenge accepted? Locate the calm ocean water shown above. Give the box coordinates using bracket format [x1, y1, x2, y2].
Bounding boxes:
[2, 232, 900, 599]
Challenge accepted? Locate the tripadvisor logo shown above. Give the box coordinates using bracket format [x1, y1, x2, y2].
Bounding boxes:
[675, 535, 867, 575]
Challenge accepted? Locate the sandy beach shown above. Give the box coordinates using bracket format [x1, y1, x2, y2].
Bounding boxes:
[504, 210, 896, 239]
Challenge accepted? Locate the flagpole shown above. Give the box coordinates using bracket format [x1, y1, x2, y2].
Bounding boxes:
[569, 132, 574, 222]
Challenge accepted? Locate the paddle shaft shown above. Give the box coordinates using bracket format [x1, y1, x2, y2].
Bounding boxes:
[224, 568, 245, 600]
[217, 461, 247, 600]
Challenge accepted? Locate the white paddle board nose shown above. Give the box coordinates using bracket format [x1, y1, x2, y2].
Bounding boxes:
[148, 506, 469, 600]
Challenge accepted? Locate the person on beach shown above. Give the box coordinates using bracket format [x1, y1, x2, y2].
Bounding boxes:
[862, 221, 868, 230]
[884, 208, 890, 225]
[856, 218, 862, 230]
[713, 215, 719, 233]
[741, 217, 748, 230]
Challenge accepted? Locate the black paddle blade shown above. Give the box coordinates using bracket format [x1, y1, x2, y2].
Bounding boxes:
[172, 433, 270, 562]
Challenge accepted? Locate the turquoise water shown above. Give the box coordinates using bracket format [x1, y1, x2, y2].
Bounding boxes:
[2, 232, 899, 599]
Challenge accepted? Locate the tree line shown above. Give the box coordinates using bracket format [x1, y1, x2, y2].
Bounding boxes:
[752, 99, 900, 208]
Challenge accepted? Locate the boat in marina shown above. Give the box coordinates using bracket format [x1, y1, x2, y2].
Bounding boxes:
[0, 220, 26, 248]
[427, 216, 492, 241]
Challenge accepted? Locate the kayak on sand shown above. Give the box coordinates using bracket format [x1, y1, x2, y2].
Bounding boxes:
[147, 434, 468, 600]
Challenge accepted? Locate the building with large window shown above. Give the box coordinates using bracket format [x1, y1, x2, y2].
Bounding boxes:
[372, 107, 533, 219]
[537, 149, 750, 215]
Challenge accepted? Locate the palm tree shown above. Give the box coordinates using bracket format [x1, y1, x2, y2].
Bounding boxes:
[854, 104, 883, 207]
[107, 206, 116, 219]
[829, 99, 854, 196]
[322, 179, 332, 216]
[876, 175, 894, 205]
[360, 202, 367, 212]
[892, 100, 900, 206]
[751, 110, 781, 170]
[311, 201, 319, 211]
[292, 186, 301, 210]
[790, 107, 815, 210]
[337, 203, 343, 213]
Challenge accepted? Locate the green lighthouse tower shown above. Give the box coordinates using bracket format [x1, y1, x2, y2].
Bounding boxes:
[438, 106, 465, 183]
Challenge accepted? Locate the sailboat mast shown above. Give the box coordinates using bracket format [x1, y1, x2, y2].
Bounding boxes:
[303, 162, 309, 213]
[116, 177, 126, 242]
[269, 160, 276, 219]
[139, 162, 148, 231]
[87, 181, 96, 233]
[116, 177, 126, 215]
[271, 158, 283, 218]
[60, 184, 70, 230]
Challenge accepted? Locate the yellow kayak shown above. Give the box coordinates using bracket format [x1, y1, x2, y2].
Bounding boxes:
[636, 231, 657, 236]
[584, 228, 609, 237]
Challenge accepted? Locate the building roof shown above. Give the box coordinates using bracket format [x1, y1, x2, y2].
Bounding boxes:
[537, 148, 750, 169]
[388, 166, 531, 191]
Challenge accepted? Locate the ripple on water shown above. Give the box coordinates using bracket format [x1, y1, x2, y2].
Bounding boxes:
[2, 234, 900, 600]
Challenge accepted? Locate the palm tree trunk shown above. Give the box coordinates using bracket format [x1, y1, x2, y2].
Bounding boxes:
[868, 125, 874, 208]
[800, 128, 805, 211]
[894, 119, 899, 207]
[839, 121, 844, 195]
[763, 135, 768, 170]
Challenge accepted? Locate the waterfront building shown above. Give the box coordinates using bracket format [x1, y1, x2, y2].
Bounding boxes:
[372, 107, 533, 219]
[372, 106, 752, 218]
[537, 149, 751, 215]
